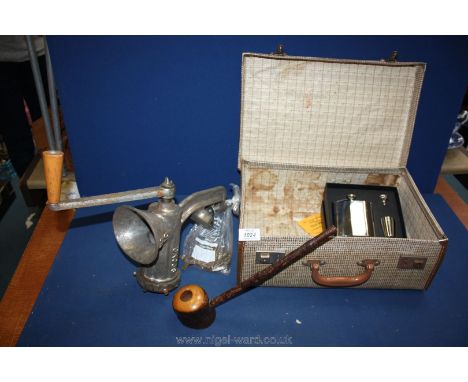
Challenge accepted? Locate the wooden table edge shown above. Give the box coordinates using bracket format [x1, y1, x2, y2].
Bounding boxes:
[0, 207, 75, 346]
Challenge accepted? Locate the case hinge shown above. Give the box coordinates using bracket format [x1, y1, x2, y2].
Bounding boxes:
[384, 50, 399, 63]
[272, 43, 286, 56]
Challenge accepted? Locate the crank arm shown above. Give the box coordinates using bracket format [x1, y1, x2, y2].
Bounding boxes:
[48, 186, 171, 211]
[43, 150, 175, 211]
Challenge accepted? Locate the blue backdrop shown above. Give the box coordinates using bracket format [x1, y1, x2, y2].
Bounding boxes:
[48, 36, 468, 195]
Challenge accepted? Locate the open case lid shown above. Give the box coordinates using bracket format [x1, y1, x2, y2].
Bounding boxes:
[238, 52, 426, 170]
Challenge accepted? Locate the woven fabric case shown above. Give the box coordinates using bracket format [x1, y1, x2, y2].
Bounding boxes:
[237, 52, 448, 290]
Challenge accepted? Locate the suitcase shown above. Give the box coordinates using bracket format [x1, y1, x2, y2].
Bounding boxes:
[237, 48, 448, 290]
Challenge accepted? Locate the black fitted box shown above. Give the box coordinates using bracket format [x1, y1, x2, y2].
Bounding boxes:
[322, 183, 407, 238]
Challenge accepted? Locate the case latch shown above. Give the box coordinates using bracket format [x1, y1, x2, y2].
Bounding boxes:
[397, 256, 427, 270]
[256, 251, 285, 264]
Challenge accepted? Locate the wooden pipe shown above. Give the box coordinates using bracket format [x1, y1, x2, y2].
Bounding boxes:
[43, 150, 64, 204]
[172, 225, 337, 329]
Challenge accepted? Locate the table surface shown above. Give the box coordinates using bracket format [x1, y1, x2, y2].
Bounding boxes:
[18, 194, 468, 346]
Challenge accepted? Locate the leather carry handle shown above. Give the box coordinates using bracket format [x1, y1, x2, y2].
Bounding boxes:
[304, 259, 380, 287]
[209, 226, 337, 308]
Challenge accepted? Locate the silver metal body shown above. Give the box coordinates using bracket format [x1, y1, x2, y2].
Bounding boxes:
[112, 179, 226, 294]
[334, 193, 375, 237]
[47, 177, 226, 294]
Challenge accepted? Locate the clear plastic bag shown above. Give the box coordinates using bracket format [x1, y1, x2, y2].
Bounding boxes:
[182, 184, 240, 274]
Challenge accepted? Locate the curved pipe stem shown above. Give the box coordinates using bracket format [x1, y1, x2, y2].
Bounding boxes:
[209, 226, 337, 308]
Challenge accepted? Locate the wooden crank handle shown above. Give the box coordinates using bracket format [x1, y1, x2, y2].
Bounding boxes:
[209, 225, 337, 308]
[42, 150, 64, 204]
[307, 259, 380, 287]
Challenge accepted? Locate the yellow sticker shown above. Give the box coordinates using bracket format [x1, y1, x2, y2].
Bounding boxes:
[297, 213, 324, 237]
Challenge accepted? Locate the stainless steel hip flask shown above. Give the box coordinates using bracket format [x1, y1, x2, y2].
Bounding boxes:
[334, 193, 375, 237]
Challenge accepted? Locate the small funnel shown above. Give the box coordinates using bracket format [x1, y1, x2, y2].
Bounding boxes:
[113, 206, 161, 265]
